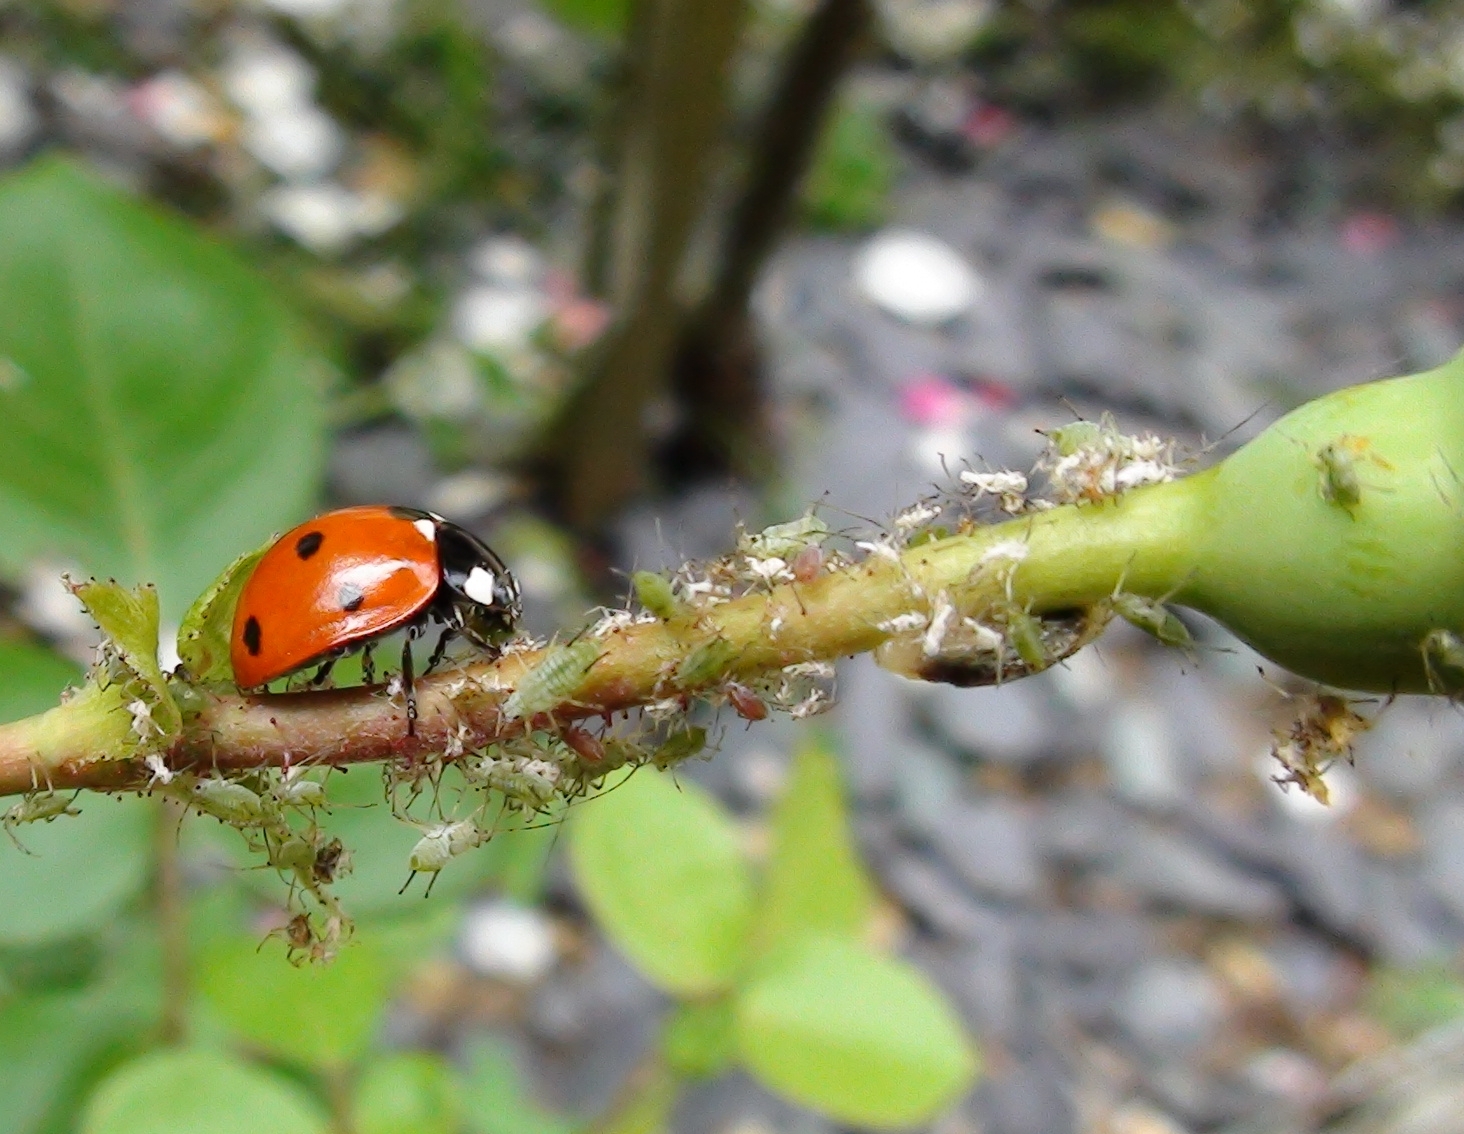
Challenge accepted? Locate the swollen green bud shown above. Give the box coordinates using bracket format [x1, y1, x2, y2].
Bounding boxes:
[1175, 353, 1464, 693]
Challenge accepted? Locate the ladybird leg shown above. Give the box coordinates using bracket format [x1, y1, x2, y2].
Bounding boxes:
[401, 632, 417, 736]
[424, 627, 456, 676]
[310, 658, 336, 688]
[361, 641, 376, 686]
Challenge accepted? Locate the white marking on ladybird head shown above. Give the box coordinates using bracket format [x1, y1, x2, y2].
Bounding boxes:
[463, 565, 498, 604]
[413, 518, 437, 542]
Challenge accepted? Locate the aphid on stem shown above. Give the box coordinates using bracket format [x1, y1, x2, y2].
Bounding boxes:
[502, 639, 601, 722]
[2, 791, 81, 852]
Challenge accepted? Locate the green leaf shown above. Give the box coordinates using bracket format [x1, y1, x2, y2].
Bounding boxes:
[354, 1052, 464, 1134]
[0, 920, 161, 1134]
[1366, 963, 1464, 1038]
[175, 546, 267, 686]
[569, 770, 754, 996]
[460, 1037, 578, 1134]
[802, 101, 895, 232]
[541, 0, 628, 37]
[194, 928, 391, 1069]
[662, 999, 735, 1078]
[754, 733, 874, 955]
[0, 794, 152, 945]
[69, 579, 180, 739]
[0, 157, 327, 623]
[734, 937, 979, 1128]
[0, 639, 82, 724]
[80, 1047, 328, 1134]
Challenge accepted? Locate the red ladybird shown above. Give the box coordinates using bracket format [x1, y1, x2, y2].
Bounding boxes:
[231, 505, 521, 733]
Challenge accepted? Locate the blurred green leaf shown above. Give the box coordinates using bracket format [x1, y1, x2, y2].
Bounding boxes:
[802, 101, 895, 232]
[80, 1047, 328, 1134]
[0, 639, 81, 724]
[354, 1052, 464, 1134]
[734, 936, 979, 1128]
[1367, 963, 1464, 1038]
[194, 928, 391, 1070]
[594, 1057, 675, 1134]
[460, 1037, 578, 1134]
[0, 157, 327, 621]
[753, 733, 874, 955]
[569, 770, 754, 996]
[540, 0, 628, 38]
[0, 795, 151, 945]
[0, 919, 161, 1134]
[662, 999, 735, 1079]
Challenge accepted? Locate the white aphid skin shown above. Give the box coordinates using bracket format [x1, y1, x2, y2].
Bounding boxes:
[964, 619, 1006, 653]
[127, 699, 159, 741]
[143, 753, 174, 787]
[922, 594, 957, 658]
[743, 556, 793, 584]
[1113, 459, 1175, 491]
[878, 611, 929, 635]
[1038, 416, 1181, 504]
[960, 470, 1029, 513]
[893, 502, 942, 531]
[979, 540, 1030, 567]
[855, 539, 902, 563]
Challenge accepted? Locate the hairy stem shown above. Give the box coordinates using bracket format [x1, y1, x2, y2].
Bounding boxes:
[0, 480, 1205, 798]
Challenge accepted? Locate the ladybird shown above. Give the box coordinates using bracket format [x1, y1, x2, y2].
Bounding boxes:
[231, 505, 521, 733]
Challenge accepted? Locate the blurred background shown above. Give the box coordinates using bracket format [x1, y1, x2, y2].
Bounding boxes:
[7, 0, 1464, 1131]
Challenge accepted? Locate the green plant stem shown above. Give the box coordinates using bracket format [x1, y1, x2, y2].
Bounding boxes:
[324, 1063, 355, 1134]
[0, 480, 1206, 798]
[154, 795, 189, 1044]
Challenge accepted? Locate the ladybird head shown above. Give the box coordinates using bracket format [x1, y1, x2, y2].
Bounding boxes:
[435, 519, 522, 647]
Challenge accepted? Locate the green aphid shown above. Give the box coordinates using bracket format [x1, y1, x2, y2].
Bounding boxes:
[503, 639, 601, 721]
[739, 512, 830, 560]
[1112, 593, 1194, 651]
[1005, 609, 1048, 671]
[1315, 442, 1362, 513]
[269, 835, 318, 874]
[653, 726, 708, 770]
[275, 777, 326, 808]
[1045, 419, 1108, 457]
[675, 635, 738, 689]
[3, 792, 79, 828]
[189, 779, 266, 824]
[633, 570, 685, 620]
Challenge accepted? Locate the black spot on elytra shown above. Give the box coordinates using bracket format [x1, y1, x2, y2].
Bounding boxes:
[295, 530, 324, 559]
[339, 583, 365, 612]
[243, 616, 262, 656]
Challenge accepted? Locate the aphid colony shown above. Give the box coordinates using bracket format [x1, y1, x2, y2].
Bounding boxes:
[96, 411, 1202, 955]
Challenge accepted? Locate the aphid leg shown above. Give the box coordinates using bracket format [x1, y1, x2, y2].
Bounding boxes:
[310, 658, 336, 688]
[424, 626, 456, 676]
[361, 641, 376, 685]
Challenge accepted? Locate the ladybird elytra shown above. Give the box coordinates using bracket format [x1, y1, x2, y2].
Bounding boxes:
[230, 505, 521, 733]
